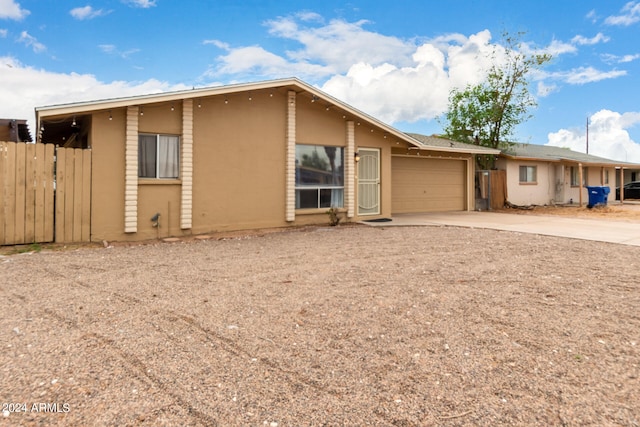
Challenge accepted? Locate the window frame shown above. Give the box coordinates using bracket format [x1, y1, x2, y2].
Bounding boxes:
[138, 133, 180, 180]
[294, 144, 345, 210]
[518, 165, 537, 184]
[570, 166, 588, 187]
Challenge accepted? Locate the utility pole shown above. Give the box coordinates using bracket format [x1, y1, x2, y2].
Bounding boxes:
[586, 116, 589, 154]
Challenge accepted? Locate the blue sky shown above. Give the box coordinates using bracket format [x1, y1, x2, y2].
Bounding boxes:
[2, 0, 640, 162]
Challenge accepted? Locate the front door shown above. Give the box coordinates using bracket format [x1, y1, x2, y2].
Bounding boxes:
[358, 148, 380, 215]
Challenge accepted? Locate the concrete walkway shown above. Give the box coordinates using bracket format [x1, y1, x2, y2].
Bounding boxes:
[361, 211, 640, 246]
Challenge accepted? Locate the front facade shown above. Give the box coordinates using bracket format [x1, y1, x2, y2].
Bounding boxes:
[497, 143, 632, 206]
[36, 78, 497, 242]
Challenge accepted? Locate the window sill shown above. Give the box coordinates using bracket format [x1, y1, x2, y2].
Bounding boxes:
[138, 179, 182, 185]
[295, 208, 346, 215]
[519, 182, 537, 185]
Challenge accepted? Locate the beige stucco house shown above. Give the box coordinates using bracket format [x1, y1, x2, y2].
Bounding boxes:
[35, 78, 498, 242]
[497, 143, 636, 206]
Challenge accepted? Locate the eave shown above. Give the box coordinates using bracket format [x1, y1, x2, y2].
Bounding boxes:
[34, 77, 491, 156]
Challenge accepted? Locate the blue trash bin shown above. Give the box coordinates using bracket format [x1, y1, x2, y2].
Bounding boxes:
[586, 186, 610, 208]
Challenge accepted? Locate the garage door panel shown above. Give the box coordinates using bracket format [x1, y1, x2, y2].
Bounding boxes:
[392, 157, 465, 213]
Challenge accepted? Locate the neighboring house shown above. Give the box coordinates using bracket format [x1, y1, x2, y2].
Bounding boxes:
[0, 118, 32, 142]
[35, 78, 498, 242]
[497, 143, 637, 206]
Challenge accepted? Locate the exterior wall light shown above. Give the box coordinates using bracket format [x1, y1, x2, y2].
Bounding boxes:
[354, 151, 360, 162]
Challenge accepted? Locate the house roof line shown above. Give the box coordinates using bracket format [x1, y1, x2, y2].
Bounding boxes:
[33, 78, 495, 156]
[406, 133, 501, 155]
[35, 77, 400, 135]
[501, 153, 636, 167]
[500, 142, 640, 168]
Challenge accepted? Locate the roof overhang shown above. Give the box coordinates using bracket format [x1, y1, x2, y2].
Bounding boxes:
[500, 153, 638, 168]
[34, 77, 492, 156]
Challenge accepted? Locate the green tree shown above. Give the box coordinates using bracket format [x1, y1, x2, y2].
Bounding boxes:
[443, 32, 552, 169]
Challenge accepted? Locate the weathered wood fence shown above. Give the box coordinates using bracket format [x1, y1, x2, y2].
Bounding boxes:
[476, 169, 507, 210]
[489, 170, 507, 210]
[0, 141, 91, 246]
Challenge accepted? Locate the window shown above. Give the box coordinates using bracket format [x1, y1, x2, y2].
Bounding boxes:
[519, 166, 537, 183]
[604, 169, 609, 184]
[570, 166, 588, 186]
[138, 134, 179, 179]
[295, 145, 344, 209]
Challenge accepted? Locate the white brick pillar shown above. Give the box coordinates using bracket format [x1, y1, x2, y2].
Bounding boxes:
[124, 106, 139, 233]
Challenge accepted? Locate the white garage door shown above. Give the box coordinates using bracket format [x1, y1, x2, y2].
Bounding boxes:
[392, 156, 466, 213]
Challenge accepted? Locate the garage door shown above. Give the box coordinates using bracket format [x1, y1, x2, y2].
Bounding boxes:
[392, 156, 466, 213]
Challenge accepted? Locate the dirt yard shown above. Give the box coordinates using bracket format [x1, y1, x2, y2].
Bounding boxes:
[500, 202, 640, 221]
[1, 222, 639, 426]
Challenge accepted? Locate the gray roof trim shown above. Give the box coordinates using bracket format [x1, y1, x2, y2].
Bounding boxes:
[406, 133, 501, 155]
[501, 142, 639, 167]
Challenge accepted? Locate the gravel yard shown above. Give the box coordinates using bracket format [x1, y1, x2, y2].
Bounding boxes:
[1, 223, 639, 426]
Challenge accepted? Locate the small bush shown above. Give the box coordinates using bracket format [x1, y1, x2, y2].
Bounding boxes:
[326, 207, 341, 226]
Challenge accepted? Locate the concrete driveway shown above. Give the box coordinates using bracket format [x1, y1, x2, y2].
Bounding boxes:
[361, 211, 640, 246]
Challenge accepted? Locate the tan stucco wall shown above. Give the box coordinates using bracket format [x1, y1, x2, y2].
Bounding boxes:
[83, 89, 474, 242]
[86, 88, 405, 241]
[190, 91, 289, 234]
[90, 109, 128, 241]
[91, 106, 186, 241]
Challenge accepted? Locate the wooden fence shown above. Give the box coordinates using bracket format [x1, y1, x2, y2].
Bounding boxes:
[0, 141, 91, 246]
[489, 170, 507, 210]
[476, 169, 507, 210]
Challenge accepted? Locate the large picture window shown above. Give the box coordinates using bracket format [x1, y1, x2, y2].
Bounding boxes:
[139, 134, 179, 179]
[295, 145, 344, 209]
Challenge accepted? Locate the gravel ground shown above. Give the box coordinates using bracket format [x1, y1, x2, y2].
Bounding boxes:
[1, 223, 639, 426]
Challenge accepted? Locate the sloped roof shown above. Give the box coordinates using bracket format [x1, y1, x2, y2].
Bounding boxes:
[35, 77, 491, 156]
[406, 133, 500, 154]
[501, 142, 637, 166]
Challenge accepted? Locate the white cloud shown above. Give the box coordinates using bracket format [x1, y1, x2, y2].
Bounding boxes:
[586, 9, 598, 24]
[0, 28, 7, 37]
[205, 45, 331, 80]
[99, 44, 140, 58]
[203, 39, 230, 50]
[546, 109, 640, 162]
[18, 31, 46, 53]
[536, 81, 558, 97]
[542, 66, 626, 85]
[605, 1, 640, 26]
[321, 31, 496, 124]
[264, 15, 414, 73]
[0, 56, 188, 131]
[0, 0, 29, 20]
[571, 32, 610, 45]
[70, 6, 109, 20]
[205, 17, 501, 123]
[123, 0, 156, 8]
[546, 39, 578, 56]
[602, 52, 640, 64]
